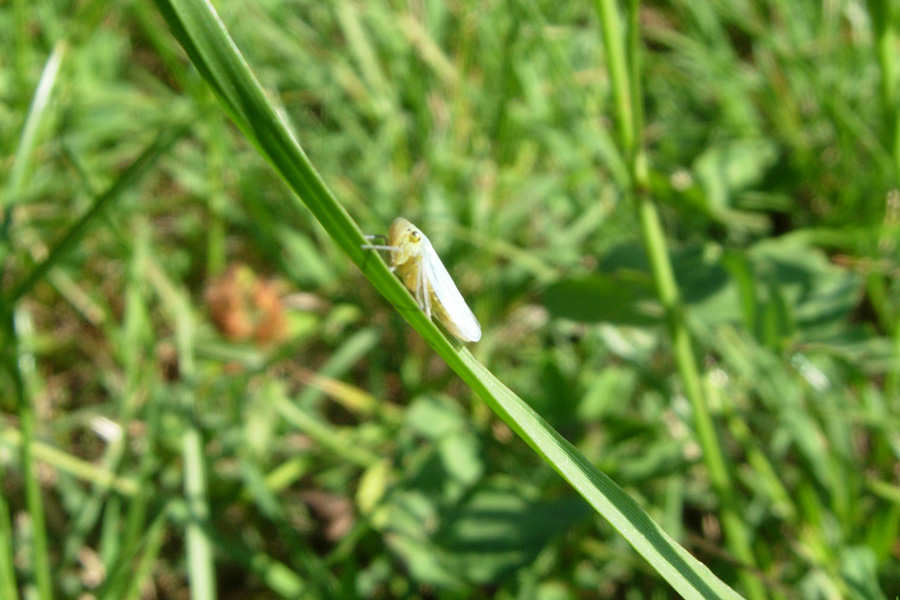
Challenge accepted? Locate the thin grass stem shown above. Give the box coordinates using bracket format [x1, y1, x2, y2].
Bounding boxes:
[11, 307, 53, 600]
[595, 1, 765, 598]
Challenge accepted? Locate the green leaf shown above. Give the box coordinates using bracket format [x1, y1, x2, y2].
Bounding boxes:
[436, 482, 592, 585]
[747, 237, 863, 341]
[542, 273, 661, 326]
[693, 139, 779, 212]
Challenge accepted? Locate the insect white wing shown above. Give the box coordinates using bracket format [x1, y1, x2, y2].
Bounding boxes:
[362, 217, 482, 343]
[421, 238, 482, 342]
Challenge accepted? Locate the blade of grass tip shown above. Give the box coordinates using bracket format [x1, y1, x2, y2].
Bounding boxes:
[1, 42, 65, 265]
[2, 42, 64, 206]
[153, 1, 745, 596]
[5, 124, 190, 305]
[10, 307, 53, 600]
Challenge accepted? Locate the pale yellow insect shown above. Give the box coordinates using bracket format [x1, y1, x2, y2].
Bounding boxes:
[362, 218, 481, 342]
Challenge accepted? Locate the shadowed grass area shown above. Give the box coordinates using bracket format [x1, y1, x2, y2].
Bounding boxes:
[1, 0, 899, 598]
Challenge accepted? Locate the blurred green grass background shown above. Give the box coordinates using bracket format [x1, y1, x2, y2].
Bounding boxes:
[2, 0, 900, 598]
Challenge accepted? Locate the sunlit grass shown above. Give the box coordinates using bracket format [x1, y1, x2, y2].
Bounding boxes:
[1, 0, 899, 598]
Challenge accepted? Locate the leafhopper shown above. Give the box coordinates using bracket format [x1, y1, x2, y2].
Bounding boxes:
[362, 218, 482, 342]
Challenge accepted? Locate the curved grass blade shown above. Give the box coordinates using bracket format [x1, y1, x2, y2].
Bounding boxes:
[5, 126, 189, 305]
[152, 0, 746, 597]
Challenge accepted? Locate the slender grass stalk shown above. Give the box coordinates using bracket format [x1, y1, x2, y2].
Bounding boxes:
[594, 1, 765, 598]
[869, 5, 900, 565]
[869, 0, 900, 401]
[176, 295, 217, 600]
[0, 461, 17, 600]
[182, 423, 216, 600]
[10, 307, 53, 600]
[869, 0, 899, 181]
[625, 0, 643, 139]
[593, 0, 635, 158]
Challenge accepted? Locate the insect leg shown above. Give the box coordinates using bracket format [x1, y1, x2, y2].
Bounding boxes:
[421, 267, 432, 319]
[414, 267, 426, 315]
[414, 267, 423, 309]
[360, 244, 400, 252]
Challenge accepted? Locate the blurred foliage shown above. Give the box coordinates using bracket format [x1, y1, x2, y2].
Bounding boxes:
[1, 0, 899, 598]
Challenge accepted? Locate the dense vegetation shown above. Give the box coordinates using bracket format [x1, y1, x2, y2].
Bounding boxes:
[2, 0, 899, 598]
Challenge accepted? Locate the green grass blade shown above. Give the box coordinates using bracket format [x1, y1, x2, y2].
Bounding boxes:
[453, 349, 743, 600]
[174, 292, 217, 600]
[0, 426, 139, 496]
[152, 0, 744, 596]
[10, 307, 53, 600]
[120, 508, 170, 600]
[146, 249, 218, 600]
[868, 0, 899, 182]
[1, 42, 64, 270]
[168, 501, 309, 599]
[5, 125, 188, 305]
[868, 0, 900, 403]
[182, 423, 217, 600]
[0, 461, 18, 600]
[2, 42, 64, 209]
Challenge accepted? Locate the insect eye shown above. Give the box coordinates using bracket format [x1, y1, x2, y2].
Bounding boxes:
[410, 231, 420, 242]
